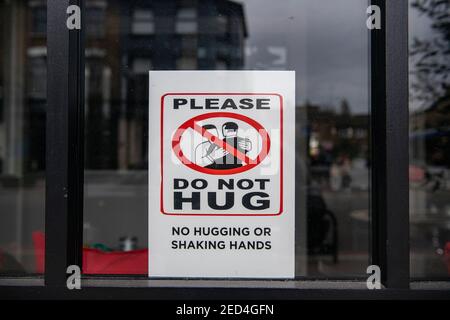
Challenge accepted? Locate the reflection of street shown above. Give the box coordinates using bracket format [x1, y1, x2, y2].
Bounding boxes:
[307, 189, 369, 276]
[3, 172, 446, 277]
[308, 186, 450, 277]
[84, 172, 372, 276]
[410, 188, 450, 278]
[409, 0, 450, 278]
[85, 171, 371, 276]
[0, 177, 45, 273]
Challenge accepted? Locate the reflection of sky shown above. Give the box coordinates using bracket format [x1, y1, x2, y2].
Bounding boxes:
[240, 0, 440, 114]
[240, 0, 369, 114]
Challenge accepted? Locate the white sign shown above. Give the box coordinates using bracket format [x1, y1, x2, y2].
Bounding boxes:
[148, 71, 295, 278]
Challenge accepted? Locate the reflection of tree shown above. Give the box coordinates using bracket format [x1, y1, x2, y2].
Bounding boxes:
[410, 0, 450, 105]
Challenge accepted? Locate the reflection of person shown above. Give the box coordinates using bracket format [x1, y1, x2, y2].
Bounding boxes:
[215, 122, 252, 169]
[329, 162, 341, 191]
[341, 156, 352, 190]
[194, 125, 228, 168]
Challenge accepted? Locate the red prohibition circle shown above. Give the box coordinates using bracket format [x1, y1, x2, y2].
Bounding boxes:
[172, 112, 271, 175]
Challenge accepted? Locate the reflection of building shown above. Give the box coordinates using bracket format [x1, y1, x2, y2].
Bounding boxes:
[410, 96, 450, 168]
[1, 0, 247, 172]
[300, 101, 369, 192]
[303, 102, 369, 166]
[84, 0, 248, 169]
[0, 0, 47, 177]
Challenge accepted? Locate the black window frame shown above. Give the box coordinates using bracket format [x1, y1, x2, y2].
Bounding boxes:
[1, 0, 450, 300]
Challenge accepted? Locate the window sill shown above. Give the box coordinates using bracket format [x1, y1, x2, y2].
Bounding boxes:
[1, 279, 450, 300]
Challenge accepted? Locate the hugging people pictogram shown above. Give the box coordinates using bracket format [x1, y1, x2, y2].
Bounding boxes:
[195, 122, 252, 169]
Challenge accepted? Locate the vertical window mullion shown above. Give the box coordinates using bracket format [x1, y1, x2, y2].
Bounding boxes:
[371, 0, 409, 289]
[45, 0, 84, 287]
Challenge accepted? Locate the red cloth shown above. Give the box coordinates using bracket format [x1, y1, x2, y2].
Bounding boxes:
[32, 232, 45, 274]
[409, 165, 425, 182]
[32, 231, 148, 274]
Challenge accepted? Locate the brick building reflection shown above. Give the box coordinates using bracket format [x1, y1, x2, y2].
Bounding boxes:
[84, 0, 248, 170]
[0, 0, 47, 179]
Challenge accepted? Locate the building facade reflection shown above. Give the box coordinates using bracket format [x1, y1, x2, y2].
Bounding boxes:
[84, 0, 247, 170]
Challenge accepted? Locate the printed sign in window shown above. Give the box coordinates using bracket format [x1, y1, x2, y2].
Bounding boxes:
[149, 71, 295, 278]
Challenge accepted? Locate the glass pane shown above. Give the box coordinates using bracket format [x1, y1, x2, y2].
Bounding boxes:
[409, 0, 450, 279]
[0, 0, 46, 275]
[132, 9, 155, 35]
[83, 0, 370, 277]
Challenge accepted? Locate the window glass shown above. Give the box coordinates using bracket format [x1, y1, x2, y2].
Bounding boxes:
[176, 7, 198, 34]
[409, 0, 450, 279]
[132, 9, 155, 35]
[176, 56, 197, 69]
[86, 2, 106, 38]
[30, 2, 46, 36]
[0, 0, 46, 275]
[83, 0, 370, 277]
[27, 48, 47, 100]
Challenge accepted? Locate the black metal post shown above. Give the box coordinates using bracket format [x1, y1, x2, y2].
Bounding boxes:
[45, 0, 84, 287]
[371, 0, 409, 289]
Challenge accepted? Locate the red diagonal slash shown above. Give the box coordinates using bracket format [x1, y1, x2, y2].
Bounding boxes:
[191, 121, 253, 165]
